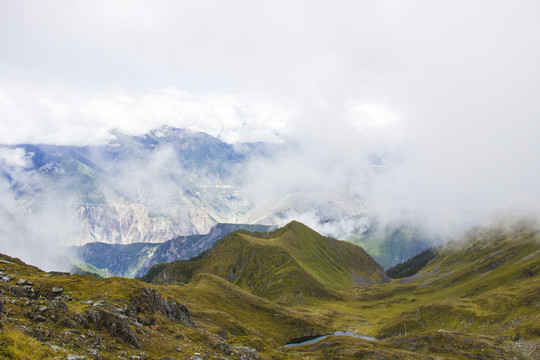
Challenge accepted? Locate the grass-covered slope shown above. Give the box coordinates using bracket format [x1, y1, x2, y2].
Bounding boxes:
[142, 221, 389, 303]
[0, 252, 329, 359]
[352, 222, 540, 342]
[284, 222, 540, 359]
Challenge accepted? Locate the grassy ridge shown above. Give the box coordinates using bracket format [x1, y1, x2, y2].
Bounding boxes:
[143, 221, 389, 303]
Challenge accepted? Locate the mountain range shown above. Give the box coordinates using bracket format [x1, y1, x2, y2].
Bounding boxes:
[1, 126, 256, 246]
[1, 126, 435, 277]
[0, 126, 371, 247]
[0, 221, 537, 359]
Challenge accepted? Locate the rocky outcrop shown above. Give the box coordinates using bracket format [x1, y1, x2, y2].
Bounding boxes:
[0, 265, 194, 352]
[129, 287, 194, 327]
[69, 287, 195, 348]
[84, 308, 141, 348]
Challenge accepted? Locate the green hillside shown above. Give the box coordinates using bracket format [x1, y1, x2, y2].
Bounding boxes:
[1, 221, 539, 359]
[345, 222, 540, 341]
[142, 221, 389, 303]
[0, 252, 329, 359]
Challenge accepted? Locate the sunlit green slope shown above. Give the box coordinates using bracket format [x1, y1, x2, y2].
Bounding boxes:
[143, 221, 389, 303]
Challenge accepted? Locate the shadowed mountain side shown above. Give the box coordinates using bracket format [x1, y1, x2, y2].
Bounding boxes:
[69, 223, 275, 278]
[385, 248, 438, 279]
[142, 221, 389, 304]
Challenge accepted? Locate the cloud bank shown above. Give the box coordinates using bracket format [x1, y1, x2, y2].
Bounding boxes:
[0, 0, 539, 248]
[0, 78, 293, 146]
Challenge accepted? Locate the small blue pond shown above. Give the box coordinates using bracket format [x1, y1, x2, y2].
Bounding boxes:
[284, 331, 377, 347]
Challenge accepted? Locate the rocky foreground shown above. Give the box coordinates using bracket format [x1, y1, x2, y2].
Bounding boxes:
[0, 255, 265, 359]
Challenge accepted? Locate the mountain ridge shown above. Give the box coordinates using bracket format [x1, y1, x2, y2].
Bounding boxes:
[142, 221, 390, 303]
[69, 222, 276, 278]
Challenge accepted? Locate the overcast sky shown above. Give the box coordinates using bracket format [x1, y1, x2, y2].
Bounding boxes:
[1, 0, 540, 219]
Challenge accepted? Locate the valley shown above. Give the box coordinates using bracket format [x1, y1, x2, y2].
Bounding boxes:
[0, 221, 538, 359]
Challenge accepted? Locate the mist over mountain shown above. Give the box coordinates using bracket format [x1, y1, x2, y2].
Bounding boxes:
[0, 2, 539, 357]
[0, 123, 529, 273]
[1, 1, 540, 274]
[0, 127, 257, 244]
[0, 126, 382, 271]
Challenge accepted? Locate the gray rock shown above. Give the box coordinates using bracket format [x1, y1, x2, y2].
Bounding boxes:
[27, 312, 46, 322]
[16, 279, 32, 286]
[57, 294, 73, 302]
[50, 345, 64, 352]
[84, 308, 141, 348]
[232, 346, 260, 360]
[51, 286, 64, 294]
[129, 288, 194, 327]
[67, 355, 86, 360]
[10, 285, 37, 300]
[93, 300, 108, 307]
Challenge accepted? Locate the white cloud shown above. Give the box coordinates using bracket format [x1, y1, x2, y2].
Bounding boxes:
[0, 0, 539, 238]
[0, 147, 32, 168]
[0, 78, 295, 145]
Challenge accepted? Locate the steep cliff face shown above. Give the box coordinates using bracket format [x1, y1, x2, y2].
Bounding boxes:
[70, 196, 222, 245]
[1, 127, 253, 246]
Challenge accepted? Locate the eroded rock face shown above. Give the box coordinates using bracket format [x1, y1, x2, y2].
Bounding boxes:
[70, 287, 195, 349]
[9, 285, 37, 300]
[129, 287, 194, 327]
[2, 276, 195, 353]
[84, 308, 141, 348]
